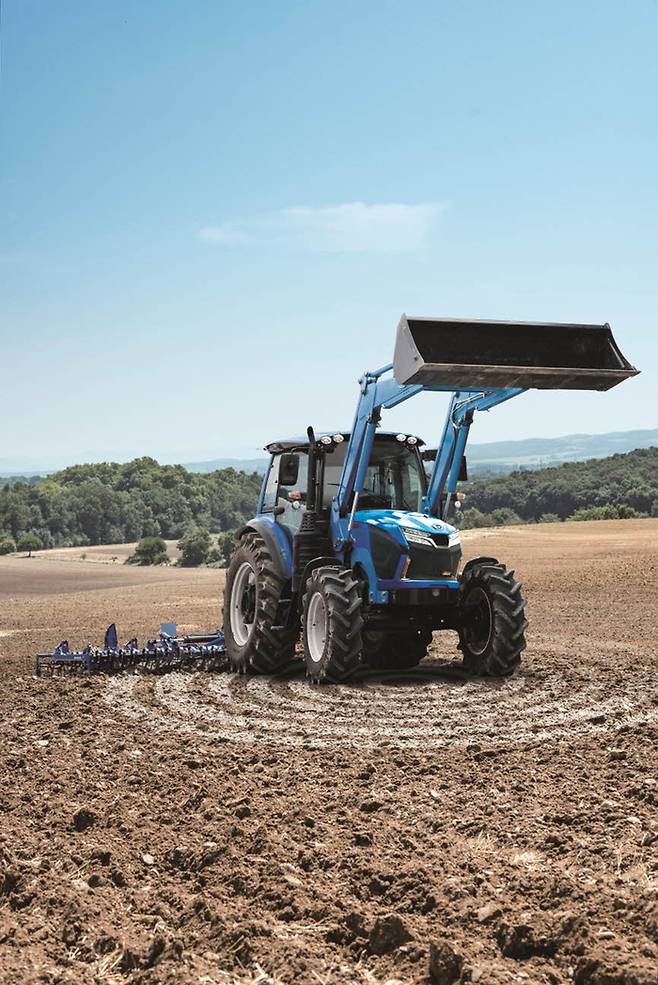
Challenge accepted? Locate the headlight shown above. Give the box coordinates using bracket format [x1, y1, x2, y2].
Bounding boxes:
[400, 525, 435, 547]
[399, 525, 461, 549]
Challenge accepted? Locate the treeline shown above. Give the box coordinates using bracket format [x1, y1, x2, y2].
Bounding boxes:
[0, 474, 43, 487]
[459, 447, 658, 528]
[1, 447, 655, 553]
[0, 457, 261, 549]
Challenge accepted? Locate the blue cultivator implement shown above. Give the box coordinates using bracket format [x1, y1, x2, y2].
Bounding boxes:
[35, 623, 227, 676]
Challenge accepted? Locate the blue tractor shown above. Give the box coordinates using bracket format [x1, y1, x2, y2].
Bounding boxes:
[224, 316, 637, 683]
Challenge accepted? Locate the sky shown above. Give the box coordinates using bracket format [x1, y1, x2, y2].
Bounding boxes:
[1, 0, 657, 470]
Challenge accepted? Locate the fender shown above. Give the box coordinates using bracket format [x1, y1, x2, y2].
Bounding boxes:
[460, 556, 499, 577]
[236, 517, 293, 581]
[299, 556, 340, 594]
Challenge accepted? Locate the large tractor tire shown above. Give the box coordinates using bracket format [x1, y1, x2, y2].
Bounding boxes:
[363, 628, 433, 671]
[223, 531, 297, 674]
[302, 566, 363, 683]
[457, 557, 527, 676]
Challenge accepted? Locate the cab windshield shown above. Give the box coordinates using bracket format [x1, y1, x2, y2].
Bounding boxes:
[322, 438, 426, 511]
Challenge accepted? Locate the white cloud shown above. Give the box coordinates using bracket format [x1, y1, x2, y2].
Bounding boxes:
[198, 201, 443, 253]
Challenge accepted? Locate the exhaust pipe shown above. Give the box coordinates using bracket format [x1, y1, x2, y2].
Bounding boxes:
[393, 315, 639, 391]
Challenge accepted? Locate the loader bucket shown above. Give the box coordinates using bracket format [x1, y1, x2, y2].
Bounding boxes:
[393, 316, 639, 391]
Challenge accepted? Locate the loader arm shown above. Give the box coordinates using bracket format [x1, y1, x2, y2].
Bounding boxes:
[333, 364, 423, 519]
[333, 314, 638, 530]
[423, 387, 524, 518]
[332, 368, 522, 523]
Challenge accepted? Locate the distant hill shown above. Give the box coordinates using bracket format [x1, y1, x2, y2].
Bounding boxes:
[466, 428, 658, 473]
[183, 457, 268, 475]
[180, 429, 658, 477]
[2, 428, 656, 481]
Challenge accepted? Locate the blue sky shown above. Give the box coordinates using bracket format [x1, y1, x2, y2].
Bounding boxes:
[2, 0, 657, 469]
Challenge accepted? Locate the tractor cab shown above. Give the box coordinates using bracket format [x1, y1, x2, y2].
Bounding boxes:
[261, 430, 429, 533]
[257, 430, 462, 617]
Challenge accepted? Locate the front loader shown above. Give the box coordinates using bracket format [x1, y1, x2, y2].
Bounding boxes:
[223, 316, 638, 683]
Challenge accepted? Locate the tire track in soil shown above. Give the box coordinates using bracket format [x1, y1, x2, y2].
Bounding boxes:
[104, 646, 658, 749]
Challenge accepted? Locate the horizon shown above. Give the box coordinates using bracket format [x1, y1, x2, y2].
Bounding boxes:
[3, 2, 657, 462]
[2, 424, 657, 476]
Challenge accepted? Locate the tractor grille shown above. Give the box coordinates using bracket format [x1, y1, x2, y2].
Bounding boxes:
[406, 539, 461, 580]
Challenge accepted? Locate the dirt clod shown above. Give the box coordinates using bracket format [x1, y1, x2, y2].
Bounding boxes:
[368, 913, 412, 955]
[496, 920, 558, 959]
[428, 939, 463, 984]
[72, 807, 97, 831]
[476, 902, 501, 923]
[574, 951, 658, 985]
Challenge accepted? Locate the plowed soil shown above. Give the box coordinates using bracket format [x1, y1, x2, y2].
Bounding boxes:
[1, 520, 657, 985]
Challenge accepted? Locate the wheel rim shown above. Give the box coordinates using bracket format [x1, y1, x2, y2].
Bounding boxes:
[230, 561, 256, 647]
[463, 586, 493, 656]
[306, 592, 327, 664]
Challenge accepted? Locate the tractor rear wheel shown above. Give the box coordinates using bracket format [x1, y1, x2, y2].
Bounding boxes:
[302, 566, 363, 683]
[223, 531, 297, 674]
[457, 558, 527, 676]
[363, 628, 432, 670]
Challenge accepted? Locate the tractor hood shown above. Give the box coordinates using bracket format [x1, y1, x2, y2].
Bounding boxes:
[354, 509, 459, 543]
[353, 510, 462, 582]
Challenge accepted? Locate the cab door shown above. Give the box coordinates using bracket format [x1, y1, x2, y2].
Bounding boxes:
[261, 451, 309, 534]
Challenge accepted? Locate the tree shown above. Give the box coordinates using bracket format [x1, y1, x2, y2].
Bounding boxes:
[17, 532, 43, 557]
[489, 508, 524, 527]
[216, 530, 236, 565]
[126, 536, 169, 566]
[0, 535, 16, 555]
[458, 508, 489, 530]
[568, 504, 640, 522]
[178, 527, 211, 566]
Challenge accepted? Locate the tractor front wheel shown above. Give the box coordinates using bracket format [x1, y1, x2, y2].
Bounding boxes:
[302, 566, 363, 683]
[223, 531, 297, 674]
[457, 558, 527, 676]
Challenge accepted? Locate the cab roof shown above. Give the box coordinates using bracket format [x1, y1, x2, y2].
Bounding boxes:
[265, 431, 425, 453]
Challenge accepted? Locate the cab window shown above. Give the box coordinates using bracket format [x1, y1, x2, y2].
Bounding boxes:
[321, 443, 348, 507]
[320, 438, 425, 511]
[262, 451, 309, 533]
[362, 441, 425, 511]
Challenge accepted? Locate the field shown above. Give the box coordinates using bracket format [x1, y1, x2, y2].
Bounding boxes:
[27, 540, 182, 564]
[1, 520, 657, 984]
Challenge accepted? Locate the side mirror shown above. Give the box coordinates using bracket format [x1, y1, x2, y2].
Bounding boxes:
[279, 453, 300, 487]
[459, 456, 468, 482]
